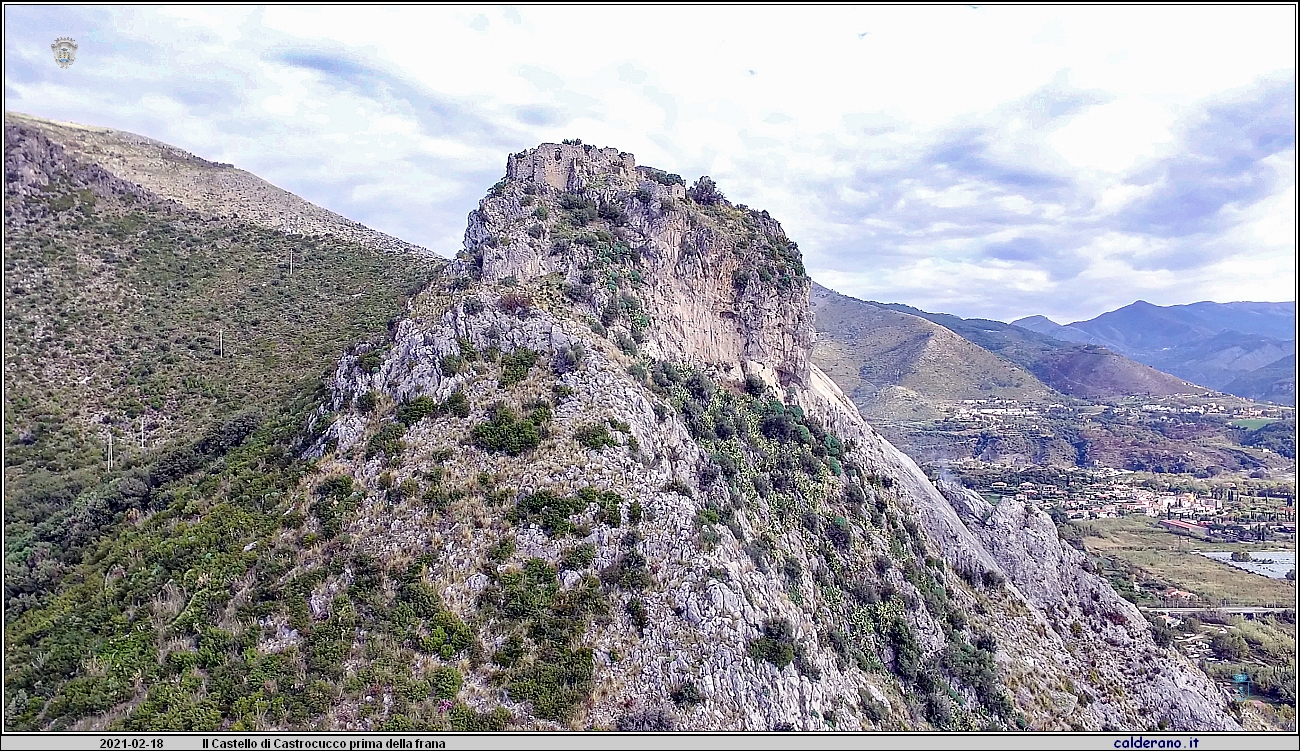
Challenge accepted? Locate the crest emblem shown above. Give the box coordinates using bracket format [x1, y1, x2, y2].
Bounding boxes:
[51, 37, 77, 68]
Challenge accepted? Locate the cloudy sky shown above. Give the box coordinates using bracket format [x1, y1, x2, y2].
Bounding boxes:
[5, 5, 1296, 323]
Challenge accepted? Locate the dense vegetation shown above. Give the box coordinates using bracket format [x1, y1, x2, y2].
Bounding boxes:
[3, 166, 441, 729]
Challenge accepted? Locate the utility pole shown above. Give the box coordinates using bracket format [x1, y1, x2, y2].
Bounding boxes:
[140, 414, 145, 449]
[106, 431, 113, 472]
[219, 328, 223, 358]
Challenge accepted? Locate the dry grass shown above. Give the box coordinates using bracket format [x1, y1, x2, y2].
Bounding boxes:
[1078, 517, 1295, 606]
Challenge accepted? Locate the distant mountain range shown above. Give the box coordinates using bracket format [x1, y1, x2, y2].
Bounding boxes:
[810, 283, 1199, 412]
[810, 284, 1291, 473]
[1013, 300, 1296, 405]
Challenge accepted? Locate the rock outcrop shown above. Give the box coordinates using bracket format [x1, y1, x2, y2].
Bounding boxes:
[305, 142, 1239, 732]
[463, 142, 813, 390]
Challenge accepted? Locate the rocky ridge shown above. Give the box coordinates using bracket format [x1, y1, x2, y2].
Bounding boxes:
[4, 111, 430, 257]
[304, 142, 1241, 731]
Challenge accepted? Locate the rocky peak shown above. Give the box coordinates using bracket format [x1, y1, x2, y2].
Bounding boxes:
[303, 140, 1236, 733]
[460, 142, 813, 389]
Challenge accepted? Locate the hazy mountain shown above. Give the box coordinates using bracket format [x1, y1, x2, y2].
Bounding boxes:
[1066, 300, 1220, 353]
[870, 303, 1197, 399]
[3, 121, 1237, 733]
[1221, 354, 1297, 406]
[1171, 301, 1296, 341]
[1016, 298, 1296, 400]
[1144, 331, 1294, 392]
[1009, 315, 1102, 346]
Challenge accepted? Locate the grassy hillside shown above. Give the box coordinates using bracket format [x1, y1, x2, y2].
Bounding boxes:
[1222, 355, 1296, 407]
[4, 123, 440, 634]
[810, 283, 1057, 419]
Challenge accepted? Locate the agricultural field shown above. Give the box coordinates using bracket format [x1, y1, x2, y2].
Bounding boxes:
[1230, 418, 1280, 431]
[1070, 516, 1295, 607]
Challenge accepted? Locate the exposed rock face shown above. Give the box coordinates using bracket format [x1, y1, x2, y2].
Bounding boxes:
[4, 111, 429, 256]
[939, 482, 1240, 730]
[304, 143, 1239, 732]
[463, 142, 813, 389]
[4, 123, 171, 219]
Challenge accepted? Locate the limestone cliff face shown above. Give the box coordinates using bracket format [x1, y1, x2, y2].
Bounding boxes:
[938, 482, 1239, 730]
[461, 142, 813, 390]
[305, 143, 1239, 732]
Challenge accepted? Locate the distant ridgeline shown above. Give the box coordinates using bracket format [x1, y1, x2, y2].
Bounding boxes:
[810, 284, 1295, 473]
[1013, 301, 1296, 407]
[3, 123, 1241, 732]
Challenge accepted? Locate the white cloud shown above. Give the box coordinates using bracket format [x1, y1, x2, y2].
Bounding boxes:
[3, 4, 1294, 322]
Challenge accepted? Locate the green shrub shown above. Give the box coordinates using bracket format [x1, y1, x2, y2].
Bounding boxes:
[748, 618, 796, 669]
[1210, 631, 1249, 661]
[579, 487, 623, 526]
[628, 500, 644, 525]
[1143, 613, 1175, 648]
[499, 349, 539, 387]
[575, 422, 617, 450]
[442, 389, 470, 418]
[626, 597, 649, 634]
[358, 350, 384, 374]
[398, 580, 444, 619]
[601, 550, 651, 591]
[493, 634, 526, 668]
[488, 537, 516, 563]
[418, 611, 476, 659]
[663, 477, 693, 498]
[559, 543, 596, 571]
[885, 616, 921, 681]
[449, 704, 510, 731]
[313, 476, 359, 538]
[396, 396, 438, 426]
[553, 343, 586, 374]
[457, 335, 480, 358]
[512, 490, 586, 536]
[439, 354, 464, 375]
[505, 646, 594, 720]
[429, 666, 463, 700]
[670, 680, 703, 707]
[472, 405, 541, 456]
[356, 391, 379, 412]
[365, 422, 407, 459]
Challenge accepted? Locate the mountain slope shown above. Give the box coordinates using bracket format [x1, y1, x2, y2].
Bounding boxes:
[4, 135, 1239, 733]
[849, 302, 1197, 399]
[812, 284, 1057, 421]
[1010, 315, 1102, 346]
[5, 112, 430, 256]
[1221, 354, 1297, 406]
[3, 118, 439, 707]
